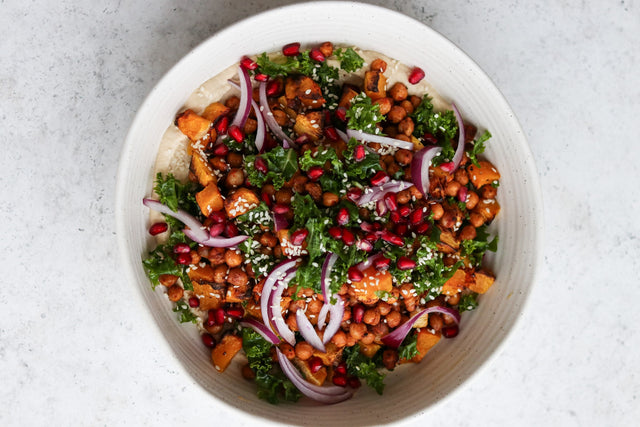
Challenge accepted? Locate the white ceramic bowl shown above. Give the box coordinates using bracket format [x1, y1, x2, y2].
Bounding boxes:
[116, 2, 543, 425]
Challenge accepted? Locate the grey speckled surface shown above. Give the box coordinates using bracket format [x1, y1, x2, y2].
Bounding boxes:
[1, 0, 639, 425]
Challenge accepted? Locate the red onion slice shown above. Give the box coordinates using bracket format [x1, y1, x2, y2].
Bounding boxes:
[259, 81, 293, 148]
[336, 128, 349, 143]
[240, 318, 280, 345]
[230, 66, 252, 129]
[356, 180, 413, 207]
[227, 80, 265, 152]
[450, 102, 466, 171]
[410, 146, 442, 197]
[183, 228, 248, 248]
[273, 212, 289, 232]
[296, 309, 325, 352]
[322, 301, 345, 345]
[347, 129, 414, 150]
[381, 306, 461, 349]
[276, 348, 353, 404]
[267, 268, 297, 346]
[260, 259, 298, 329]
[355, 252, 384, 271]
[320, 252, 339, 301]
[143, 198, 208, 241]
[317, 303, 330, 331]
[318, 252, 345, 344]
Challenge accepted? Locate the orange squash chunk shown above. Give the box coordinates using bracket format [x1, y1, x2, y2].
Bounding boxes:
[350, 266, 393, 305]
[211, 335, 243, 372]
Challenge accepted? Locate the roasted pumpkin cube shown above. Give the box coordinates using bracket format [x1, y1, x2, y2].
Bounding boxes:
[441, 268, 467, 295]
[410, 329, 441, 363]
[294, 358, 327, 386]
[187, 264, 215, 283]
[467, 160, 501, 189]
[226, 281, 250, 303]
[211, 334, 243, 372]
[192, 282, 225, 311]
[437, 228, 460, 254]
[196, 182, 224, 217]
[338, 85, 359, 108]
[176, 109, 212, 141]
[363, 71, 387, 100]
[224, 187, 260, 219]
[359, 342, 381, 359]
[244, 300, 262, 319]
[468, 268, 495, 294]
[190, 152, 217, 187]
[313, 343, 342, 366]
[474, 198, 501, 222]
[293, 111, 324, 141]
[201, 102, 231, 123]
[285, 75, 325, 108]
[350, 266, 393, 305]
[276, 229, 307, 257]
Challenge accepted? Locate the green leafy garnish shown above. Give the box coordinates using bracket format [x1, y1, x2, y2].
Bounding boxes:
[142, 229, 194, 291]
[245, 146, 298, 190]
[398, 332, 419, 361]
[172, 300, 198, 324]
[346, 93, 384, 134]
[458, 292, 479, 312]
[468, 130, 492, 167]
[255, 52, 299, 76]
[335, 47, 365, 72]
[343, 345, 386, 395]
[460, 225, 498, 267]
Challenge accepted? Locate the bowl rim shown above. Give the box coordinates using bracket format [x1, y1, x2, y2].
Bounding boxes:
[115, 1, 544, 423]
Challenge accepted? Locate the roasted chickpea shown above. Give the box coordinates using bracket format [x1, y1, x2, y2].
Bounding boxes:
[158, 274, 178, 287]
[319, 41, 334, 57]
[481, 185, 498, 199]
[212, 264, 228, 283]
[272, 109, 289, 126]
[262, 183, 276, 197]
[225, 168, 244, 187]
[349, 322, 367, 341]
[224, 249, 243, 268]
[370, 322, 389, 338]
[208, 247, 226, 265]
[409, 95, 422, 108]
[291, 174, 308, 193]
[430, 203, 444, 220]
[210, 156, 228, 172]
[370, 58, 387, 72]
[227, 152, 243, 168]
[307, 299, 324, 315]
[387, 105, 407, 124]
[322, 192, 339, 207]
[458, 225, 477, 241]
[387, 161, 401, 176]
[444, 180, 461, 197]
[243, 117, 257, 134]
[447, 292, 461, 306]
[469, 212, 486, 227]
[295, 342, 314, 361]
[377, 301, 392, 316]
[397, 117, 415, 136]
[383, 125, 398, 138]
[429, 313, 443, 332]
[273, 245, 283, 258]
[279, 343, 296, 360]
[388, 82, 408, 101]
[394, 134, 411, 143]
[241, 363, 256, 379]
[258, 232, 277, 248]
[400, 99, 414, 115]
[465, 191, 479, 210]
[167, 284, 183, 302]
[285, 313, 298, 331]
[224, 95, 240, 110]
[373, 97, 393, 115]
[227, 267, 248, 287]
[363, 308, 380, 326]
[382, 349, 399, 369]
[396, 189, 411, 205]
[274, 188, 294, 205]
[409, 185, 423, 200]
[385, 310, 402, 328]
[346, 334, 357, 347]
[331, 330, 348, 348]
[440, 210, 457, 229]
[305, 182, 322, 201]
[454, 168, 469, 186]
[360, 330, 375, 345]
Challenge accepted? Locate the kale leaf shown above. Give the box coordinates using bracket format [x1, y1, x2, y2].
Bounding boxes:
[256, 52, 299, 76]
[245, 146, 298, 190]
[346, 93, 384, 134]
[397, 332, 419, 360]
[142, 230, 194, 291]
[172, 300, 198, 324]
[335, 47, 365, 72]
[343, 345, 386, 395]
[468, 130, 492, 167]
[458, 292, 479, 312]
[460, 225, 499, 267]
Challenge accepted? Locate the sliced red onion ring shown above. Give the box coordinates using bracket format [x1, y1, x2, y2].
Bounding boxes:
[317, 303, 330, 331]
[322, 301, 345, 345]
[296, 309, 325, 352]
[318, 252, 345, 345]
[273, 212, 289, 232]
[240, 318, 280, 345]
[356, 180, 414, 207]
[143, 198, 208, 241]
[381, 305, 461, 349]
[320, 252, 339, 301]
[276, 348, 353, 404]
[259, 81, 293, 148]
[267, 268, 297, 346]
[347, 128, 414, 150]
[227, 80, 265, 152]
[183, 228, 248, 248]
[260, 259, 298, 330]
[355, 252, 384, 271]
[450, 102, 466, 171]
[335, 128, 349, 143]
[410, 146, 442, 198]
[230, 66, 252, 129]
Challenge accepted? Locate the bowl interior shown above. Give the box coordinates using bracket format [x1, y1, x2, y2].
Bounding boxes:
[116, 2, 543, 425]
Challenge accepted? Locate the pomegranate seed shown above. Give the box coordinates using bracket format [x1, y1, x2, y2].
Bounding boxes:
[335, 107, 347, 122]
[336, 208, 349, 225]
[423, 133, 438, 145]
[290, 229, 309, 245]
[201, 333, 216, 348]
[442, 325, 459, 338]
[376, 200, 388, 216]
[309, 357, 324, 374]
[342, 229, 355, 246]
[335, 362, 348, 375]
[410, 208, 423, 225]
[328, 226, 343, 239]
[346, 187, 362, 202]
[384, 192, 398, 211]
[408, 66, 425, 84]
[374, 256, 391, 270]
[295, 134, 310, 145]
[307, 166, 324, 181]
[324, 126, 339, 141]
[360, 221, 374, 232]
[176, 253, 191, 265]
[389, 211, 401, 223]
[212, 308, 226, 325]
[332, 375, 347, 387]
[212, 142, 229, 156]
[261, 191, 272, 207]
[188, 296, 200, 308]
[372, 222, 383, 231]
[228, 125, 244, 143]
[348, 377, 361, 388]
[354, 144, 366, 162]
[173, 243, 191, 254]
[440, 162, 455, 173]
[364, 232, 378, 243]
[254, 73, 268, 82]
[282, 42, 301, 56]
[215, 116, 229, 135]
[395, 223, 408, 236]
[209, 211, 226, 224]
[209, 223, 225, 237]
[397, 256, 416, 270]
[370, 171, 389, 186]
[310, 48, 325, 62]
[458, 186, 468, 202]
[352, 304, 365, 323]
[380, 230, 403, 246]
[226, 306, 244, 318]
[347, 267, 364, 284]
[254, 157, 268, 174]
[356, 239, 373, 252]
[224, 222, 239, 237]
[415, 222, 430, 235]
[399, 206, 411, 218]
[240, 56, 258, 70]
[266, 79, 281, 96]
[273, 204, 290, 215]
[149, 222, 168, 235]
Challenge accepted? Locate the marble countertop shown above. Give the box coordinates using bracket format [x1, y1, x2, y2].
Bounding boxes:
[1, 0, 639, 425]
